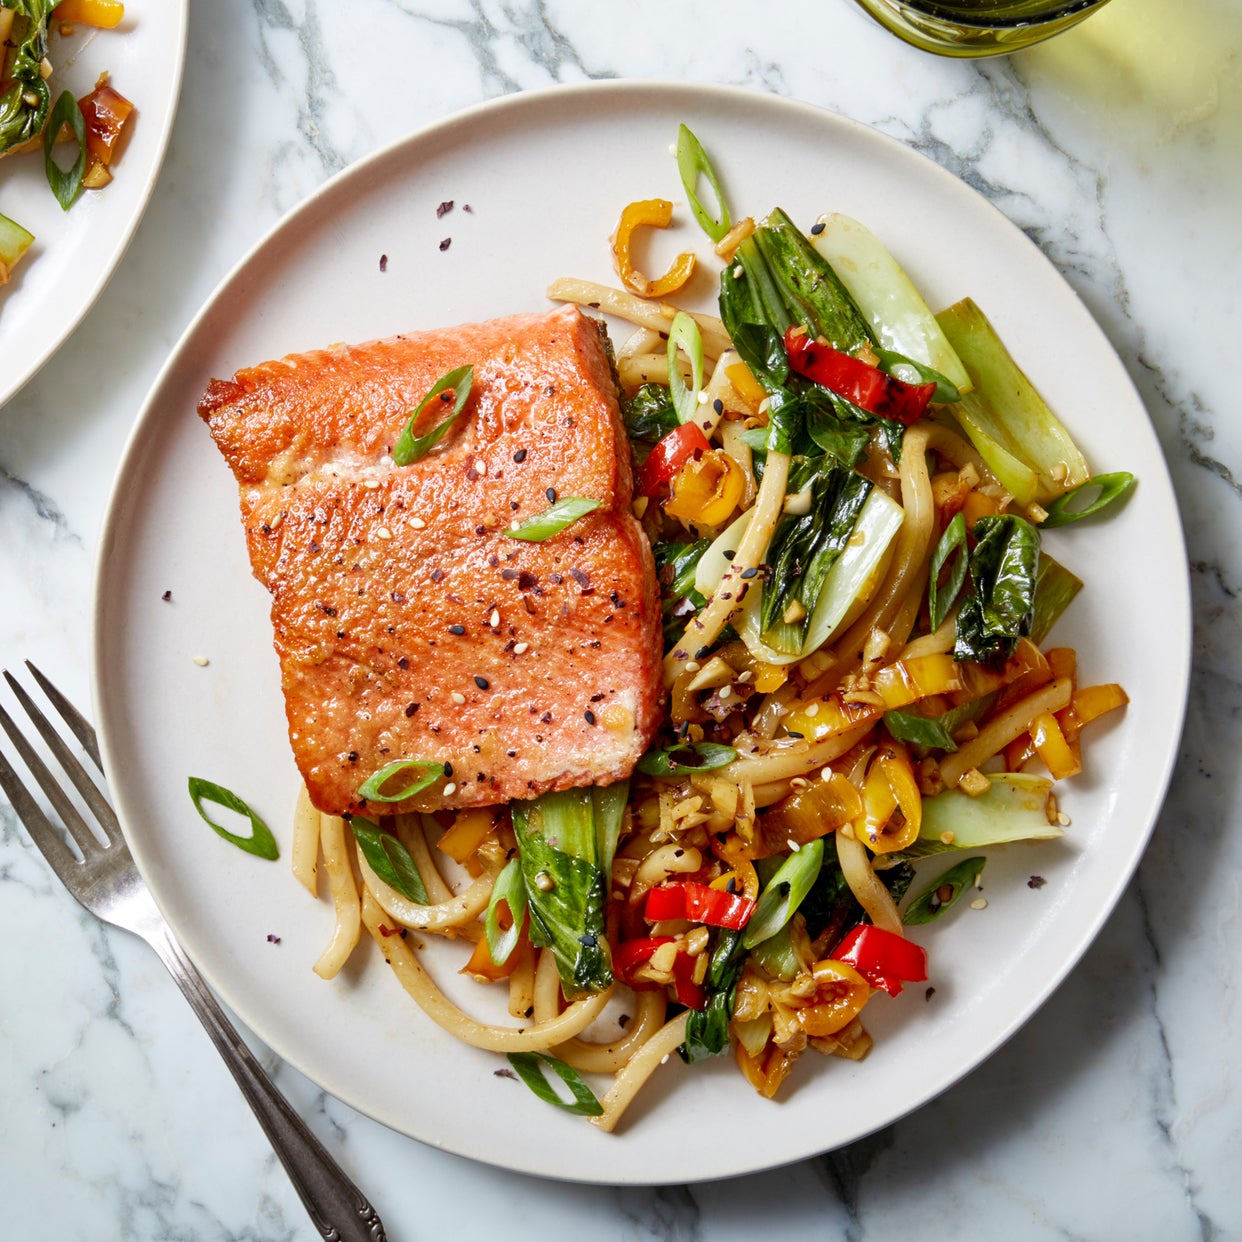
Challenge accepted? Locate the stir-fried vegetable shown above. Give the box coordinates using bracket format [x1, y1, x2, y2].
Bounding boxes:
[0, 210, 34, 283]
[0, 1, 54, 160]
[512, 786, 627, 998]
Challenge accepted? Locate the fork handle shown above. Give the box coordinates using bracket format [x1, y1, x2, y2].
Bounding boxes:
[149, 927, 387, 1241]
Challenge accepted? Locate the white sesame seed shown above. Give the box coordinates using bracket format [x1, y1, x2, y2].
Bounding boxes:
[191, 655, 210, 667]
[719, 685, 733, 701]
[1057, 812, 1071, 826]
[737, 670, 753, 683]
[787, 838, 801, 851]
[442, 782, 457, 796]
[697, 390, 709, 405]
[513, 642, 529, 654]
[363, 479, 380, 490]
[805, 702, 820, 718]
[939, 831, 955, 845]
[451, 691, 466, 705]
[375, 527, 392, 540]
[490, 609, 500, 627]
[684, 660, 701, 673]
[970, 897, 988, 910]
[410, 516, 426, 530]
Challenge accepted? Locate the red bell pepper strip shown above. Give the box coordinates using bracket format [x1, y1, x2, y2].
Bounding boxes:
[637, 421, 711, 497]
[829, 923, 928, 997]
[784, 328, 936, 426]
[612, 935, 707, 1009]
[644, 880, 756, 930]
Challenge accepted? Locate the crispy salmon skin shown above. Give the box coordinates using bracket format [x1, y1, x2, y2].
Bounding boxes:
[199, 305, 663, 817]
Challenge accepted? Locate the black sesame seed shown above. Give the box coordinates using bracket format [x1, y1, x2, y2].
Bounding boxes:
[584, 710, 596, 725]
[740, 567, 758, 579]
[474, 675, 490, 690]
[449, 624, 466, 636]
[546, 487, 557, 503]
[444, 762, 454, 777]
[810, 221, 826, 234]
[513, 448, 527, 463]
[712, 398, 724, 414]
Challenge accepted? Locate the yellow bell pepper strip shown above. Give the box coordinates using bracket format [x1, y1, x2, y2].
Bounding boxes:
[829, 923, 928, 997]
[861, 742, 921, 854]
[799, 960, 871, 1037]
[755, 773, 862, 858]
[53, 0, 124, 27]
[1030, 709, 1081, 780]
[664, 448, 746, 529]
[611, 198, 696, 298]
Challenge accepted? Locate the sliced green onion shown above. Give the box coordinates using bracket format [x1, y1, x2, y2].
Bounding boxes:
[903, 856, 987, 925]
[873, 347, 960, 404]
[485, 857, 527, 966]
[187, 777, 279, 860]
[504, 496, 601, 542]
[742, 838, 824, 949]
[392, 365, 474, 466]
[357, 758, 445, 803]
[43, 90, 88, 212]
[667, 311, 705, 425]
[675, 123, 731, 243]
[636, 741, 737, 777]
[929, 510, 969, 631]
[350, 817, 429, 904]
[506, 1051, 603, 1116]
[1039, 472, 1135, 528]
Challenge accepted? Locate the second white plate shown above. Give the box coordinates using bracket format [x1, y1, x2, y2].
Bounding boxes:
[93, 82, 1190, 1184]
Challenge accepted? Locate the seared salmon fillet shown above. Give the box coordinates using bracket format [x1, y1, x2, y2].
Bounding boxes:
[199, 305, 663, 817]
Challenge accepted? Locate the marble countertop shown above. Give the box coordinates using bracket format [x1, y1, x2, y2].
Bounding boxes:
[2, 0, 1239, 1238]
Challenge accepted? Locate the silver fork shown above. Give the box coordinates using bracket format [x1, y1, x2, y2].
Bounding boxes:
[0, 662, 387, 1242]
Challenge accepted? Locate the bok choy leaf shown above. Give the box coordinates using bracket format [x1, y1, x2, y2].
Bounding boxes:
[893, 772, 1062, 861]
[758, 457, 872, 654]
[936, 298, 1089, 506]
[511, 786, 626, 998]
[954, 514, 1040, 665]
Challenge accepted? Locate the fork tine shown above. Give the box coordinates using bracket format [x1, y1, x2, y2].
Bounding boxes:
[25, 660, 102, 770]
[0, 741, 82, 879]
[0, 676, 123, 851]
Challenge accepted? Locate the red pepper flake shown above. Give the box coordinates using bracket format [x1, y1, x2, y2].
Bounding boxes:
[569, 567, 591, 589]
[379, 254, 388, 271]
[436, 200, 454, 217]
[161, 590, 172, 602]
[925, 986, 936, 1001]
[429, 569, 445, 583]
[439, 237, 452, 252]
[495, 1067, 517, 1080]
[540, 711, 552, 723]
[463, 204, 474, 213]
[266, 934, 281, 944]
[391, 591, 407, 603]
[379, 924, 403, 937]
[405, 703, 418, 716]
[518, 571, 538, 591]
[1027, 875, 1047, 889]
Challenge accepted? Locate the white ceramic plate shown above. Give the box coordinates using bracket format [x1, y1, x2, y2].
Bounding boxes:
[93, 82, 1190, 1184]
[0, 1, 187, 408]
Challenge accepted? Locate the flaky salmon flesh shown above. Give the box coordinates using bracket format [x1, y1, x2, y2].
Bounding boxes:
[199, 305, 663, 818]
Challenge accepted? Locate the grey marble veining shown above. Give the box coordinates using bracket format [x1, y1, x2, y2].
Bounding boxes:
[1, 0, 1239, 1238]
